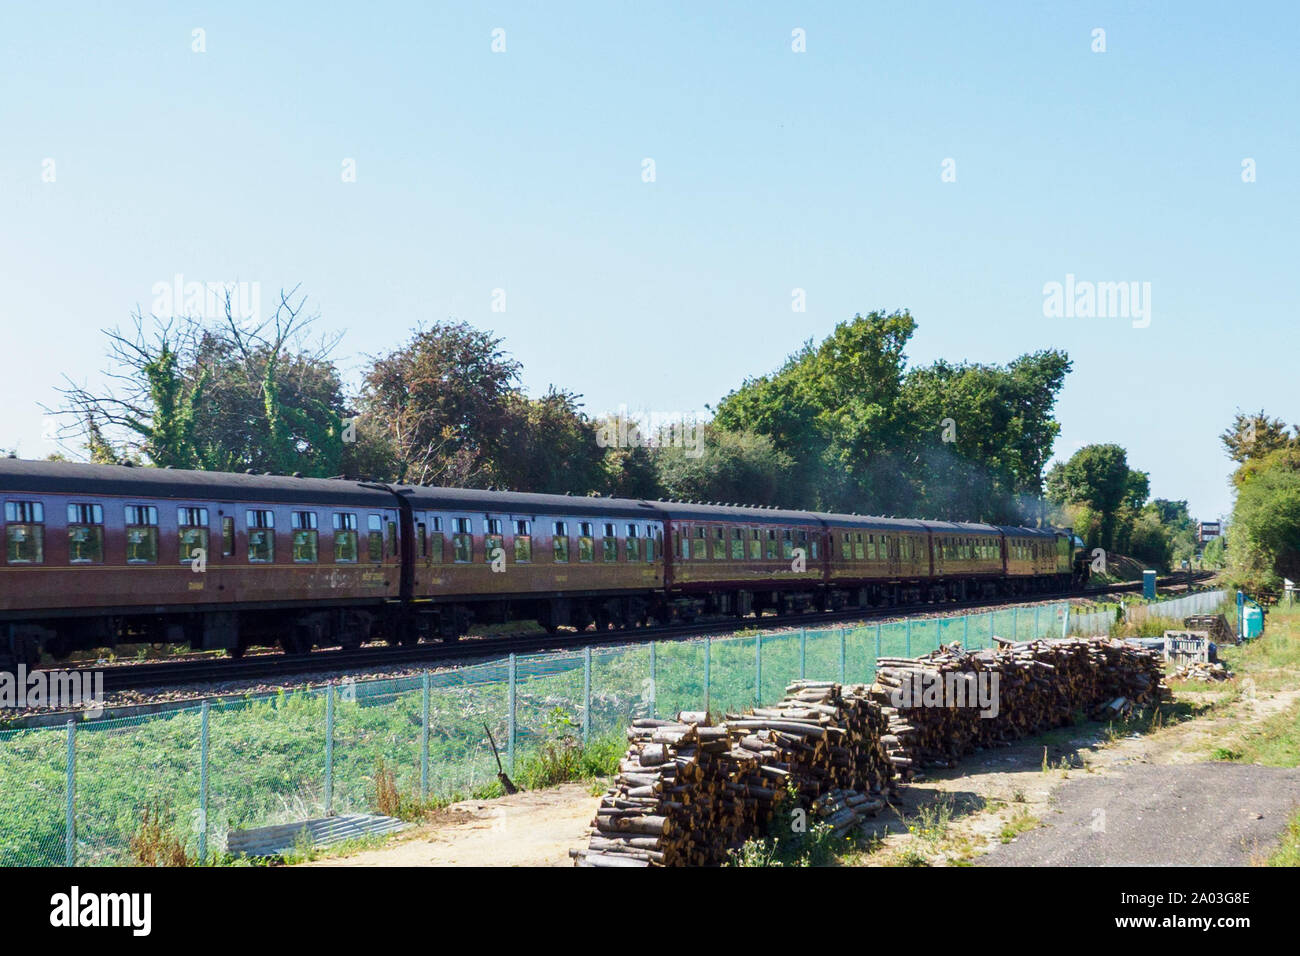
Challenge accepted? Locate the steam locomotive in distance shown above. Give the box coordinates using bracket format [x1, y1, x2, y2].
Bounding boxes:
[0, 458, 1085, 668]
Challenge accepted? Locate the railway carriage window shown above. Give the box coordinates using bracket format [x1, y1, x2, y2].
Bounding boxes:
[246, 510, 274, 564]
[387, 520, 398, 558]
[416, 522, 427, 559]
[645, 526, 656, 562]
[486, 518, 504, 564]
[764, 529, 778, 560]
[626, 524, 640, 561]
[67, 503, 104, 564]
[841, 532, 851, 560]
[731, 528, 744, 560]
[452, 517, 472, 563]
[692, 526, 707, 560]
[749, 529, 761, 560]
[366, 515, 384, 562]
[428, 516, 443, 564]
[222, 517, 235, 557]
[177, 507, 208, 565]
[712, 527, 726, 560]
[4, 501, 44, 564]
[333, 513, 359, 563]
[514, 520, 532, 563]
[291, 512, 318, 563]
[866, 534, 876, 561]
[605, 523, 619, 562]
[854, 533, 864, 561]
[554, 521, 570, 562]
[124, 505, 159, 564]
[810, 532, 819, 560]
[578, 522, 594, 562]
[782, 530, 793, 560]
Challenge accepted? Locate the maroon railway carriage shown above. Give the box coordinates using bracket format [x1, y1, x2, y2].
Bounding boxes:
[652, 501, 826, 618]
[820, 513, 930, 608]
[918, 519, 1005, 601]
[999, 524, 1071, 593]
[401, 486, 665, 637]
[0, 459, 402, 666]
[1, 458, 1084, 667]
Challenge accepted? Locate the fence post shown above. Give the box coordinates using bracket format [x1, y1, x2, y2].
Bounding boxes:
[839, 628, 846, 682]
[199, 700, 209, 864]
[420, 673, 430, 802]
[963, 614, 970, 649]
[1034, 605, 1041, 637]
[582, 647, 591, 747]
[325, 685, 334, 816]
[65, 720, 75, 867]
[754, 633, 762, 704]
[799, 628, 807, 679]
[874, 623, 882, 662]
[905, 619, 912, 657]
[704, 637, 712, 714]
[507, 653, 517, 772]
[1013, 608, 1019, 640]
[649, 642, 657, 719]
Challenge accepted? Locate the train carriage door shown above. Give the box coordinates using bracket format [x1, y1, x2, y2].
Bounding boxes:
[214, 503, 237, 599]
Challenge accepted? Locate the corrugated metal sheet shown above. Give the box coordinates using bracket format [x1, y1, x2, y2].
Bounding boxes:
[227, 813, 409, 858]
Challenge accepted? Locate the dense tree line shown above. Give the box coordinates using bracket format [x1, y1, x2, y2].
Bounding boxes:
[1043, 444, 1197, 571]
[1218, 411, 1300, 590]
[55, 293, 1090, 528]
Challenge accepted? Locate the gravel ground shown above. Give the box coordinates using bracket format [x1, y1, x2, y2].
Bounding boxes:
[978, 762, 1300, 866]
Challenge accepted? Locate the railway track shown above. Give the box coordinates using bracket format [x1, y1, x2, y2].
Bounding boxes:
[51, 571, 1217, 693]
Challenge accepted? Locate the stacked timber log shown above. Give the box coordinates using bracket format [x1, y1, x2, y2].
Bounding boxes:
[812, 788, 888, 838]
[1172, 658, 1230, 682]
[571, 683, 894, 867]
[871, 637, 1168, 778]
[574, 636, 1167, 865]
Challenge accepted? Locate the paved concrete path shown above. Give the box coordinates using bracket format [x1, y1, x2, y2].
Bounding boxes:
[978, 762, 1300, 866]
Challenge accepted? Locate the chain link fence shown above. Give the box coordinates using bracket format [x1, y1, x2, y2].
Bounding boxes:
[1065, 589, 1229, 637]
[2, 601, 1084, 866]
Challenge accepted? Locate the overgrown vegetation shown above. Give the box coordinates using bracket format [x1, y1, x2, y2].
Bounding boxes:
[727, 782, 850, 867]
[129, 803, 190, 866]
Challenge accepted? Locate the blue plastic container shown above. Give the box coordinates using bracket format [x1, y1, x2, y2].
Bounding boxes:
[1243, 606, 1264, 639]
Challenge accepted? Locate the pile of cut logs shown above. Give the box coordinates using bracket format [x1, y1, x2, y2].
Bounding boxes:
[574, 636, 1168, 866]
[571, 682, 894, 867]
[871, 637, 1168, 778]
[1172, 658, 1230, 682]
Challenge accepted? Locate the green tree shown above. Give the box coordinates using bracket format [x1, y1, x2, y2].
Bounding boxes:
[1045, 444, 1148, 551]
[1229, 445, 1300, 588]
[357, 322, 522, 486]
[653, 427, 796, 506]
[54, 289, 349, 476]
[713, 311, 917, 512]
[1221, 410, 1295, 467]
[496, 388, 607, 494]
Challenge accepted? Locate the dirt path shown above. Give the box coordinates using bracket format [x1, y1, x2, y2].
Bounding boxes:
[306, 783, 603, 867]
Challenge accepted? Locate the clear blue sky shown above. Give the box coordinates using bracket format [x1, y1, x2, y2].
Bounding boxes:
[2, 2, 1296, 523]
